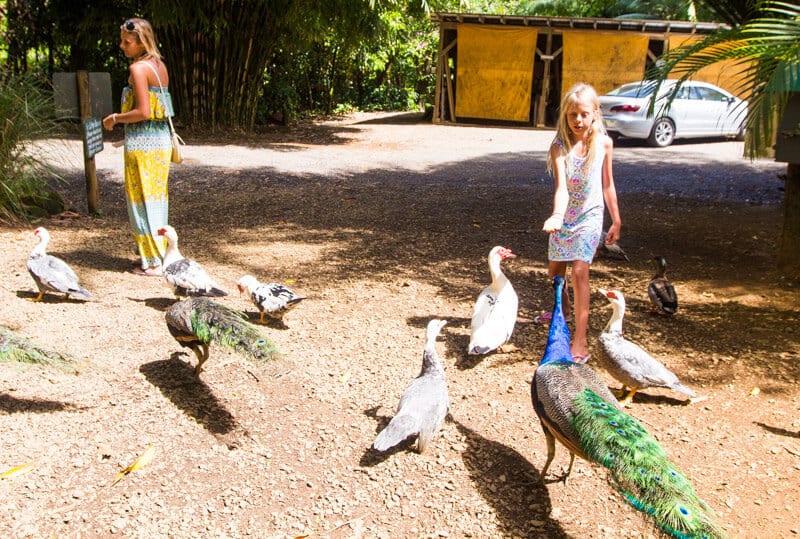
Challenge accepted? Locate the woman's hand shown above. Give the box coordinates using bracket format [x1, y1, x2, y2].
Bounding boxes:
[542, 214, 564, 233]
[102, 114, 116, 131]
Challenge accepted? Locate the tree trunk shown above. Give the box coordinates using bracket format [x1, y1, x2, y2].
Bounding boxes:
[778, 163, 800, 276]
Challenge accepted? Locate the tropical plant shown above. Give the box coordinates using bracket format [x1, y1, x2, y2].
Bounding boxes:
[0, 72, 63, 222]
[648, 0, 800, 271]
[519, 0, 713, 19]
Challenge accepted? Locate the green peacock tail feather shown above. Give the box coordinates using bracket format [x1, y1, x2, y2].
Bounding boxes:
[0, 326, 81, 374]
[573, 388, 727, 539]
[190, 299, 278, 361]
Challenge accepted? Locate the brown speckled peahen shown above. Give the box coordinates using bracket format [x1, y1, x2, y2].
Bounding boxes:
[531, 276, 725, 539]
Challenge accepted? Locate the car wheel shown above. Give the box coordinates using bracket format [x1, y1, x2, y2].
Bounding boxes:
[647, 118, 675, 147]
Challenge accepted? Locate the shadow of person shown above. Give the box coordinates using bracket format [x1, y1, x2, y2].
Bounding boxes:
[454, 420, 569, 538]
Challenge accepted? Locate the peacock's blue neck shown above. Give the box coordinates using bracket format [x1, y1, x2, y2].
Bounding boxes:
[540, 276, 573, 366]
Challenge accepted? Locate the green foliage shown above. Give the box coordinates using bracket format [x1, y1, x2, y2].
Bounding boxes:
[259, 1, 438, 120]
[6, 0, 741, 131]
[0, 72, 63, 222]
[481, 0, 720, 20]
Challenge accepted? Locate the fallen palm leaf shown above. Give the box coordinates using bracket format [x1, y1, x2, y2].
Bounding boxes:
[111, 445, 155, 487]
[1, 462, 34, 479]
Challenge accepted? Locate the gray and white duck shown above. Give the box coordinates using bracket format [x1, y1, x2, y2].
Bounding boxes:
[373, 319, 450, 454]
[27, 227, 92, 302]
[596, 288, 696, 406]
[236, 275, 305, 324]
[158, 225, 227, 298]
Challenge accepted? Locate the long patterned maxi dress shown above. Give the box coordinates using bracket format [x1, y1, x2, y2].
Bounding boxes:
[548, 138, 607, 263]
[121, 85, 173, 269]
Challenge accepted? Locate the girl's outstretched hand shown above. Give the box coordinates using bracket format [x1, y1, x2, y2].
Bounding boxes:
[542, 214, 564, 233]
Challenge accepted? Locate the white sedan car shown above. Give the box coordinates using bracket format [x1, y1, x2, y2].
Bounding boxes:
[599, 80, 747, 147]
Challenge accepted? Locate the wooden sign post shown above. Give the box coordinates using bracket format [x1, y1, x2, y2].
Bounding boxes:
[77, 70, 101, 214]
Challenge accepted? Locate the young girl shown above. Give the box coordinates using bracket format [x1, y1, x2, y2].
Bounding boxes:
[542, 83, 622, 362]
[102, 18, 172, 276]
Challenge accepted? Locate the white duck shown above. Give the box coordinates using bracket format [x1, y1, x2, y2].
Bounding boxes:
[27, 227, 92, 302]
[596, 288, 696, 406]
[467, 246, 518, 355]
[236, 275, 305, 324]
[157, 225, 227, 298]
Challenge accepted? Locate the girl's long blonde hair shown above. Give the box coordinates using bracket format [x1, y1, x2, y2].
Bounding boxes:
[546, 83, 606, 175]
[121, 17, 162, 61]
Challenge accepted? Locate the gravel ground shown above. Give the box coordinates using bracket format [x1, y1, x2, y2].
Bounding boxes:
[1, 112, 797, 539]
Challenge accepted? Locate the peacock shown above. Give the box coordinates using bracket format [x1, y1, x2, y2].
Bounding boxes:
[531, 276, 726, 539]
[649, 256, 678, 315]
[373, 319, 449, 453]
[165, 297, 278, 376]
[0, 326, 80, 374]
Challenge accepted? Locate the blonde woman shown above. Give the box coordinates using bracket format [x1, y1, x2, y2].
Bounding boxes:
[103, 18, 172, 276]
[542, 83, 622, 361]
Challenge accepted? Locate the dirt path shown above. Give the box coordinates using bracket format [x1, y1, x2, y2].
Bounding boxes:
[1, 112, 798, 538]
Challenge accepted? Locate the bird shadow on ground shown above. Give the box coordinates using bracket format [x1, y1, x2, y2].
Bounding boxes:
[454, 421, 570, 538]
[608, 390, 692, 408]
[125, 296, 176, 311]
[0, 393, 74, 414]
[139, 355, 238, 437]
[242, 311, 291, 330]
[358, 406, 416, 466]
[754, 422, 800, 439]
[13, 290, 89, 303]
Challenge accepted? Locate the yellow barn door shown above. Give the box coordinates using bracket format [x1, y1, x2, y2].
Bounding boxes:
[455, 25, 538, 123]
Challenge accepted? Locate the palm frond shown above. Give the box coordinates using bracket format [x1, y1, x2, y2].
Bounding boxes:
[648, 1, 800, 158]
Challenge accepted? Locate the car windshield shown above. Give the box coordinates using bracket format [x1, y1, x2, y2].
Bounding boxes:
[606, 81, 663, 98]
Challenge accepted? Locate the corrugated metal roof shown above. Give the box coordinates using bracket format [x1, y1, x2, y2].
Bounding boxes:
[430, 12, 727, 34]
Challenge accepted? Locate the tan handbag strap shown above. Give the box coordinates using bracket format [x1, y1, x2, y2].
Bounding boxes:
[142, 61, 179, 136]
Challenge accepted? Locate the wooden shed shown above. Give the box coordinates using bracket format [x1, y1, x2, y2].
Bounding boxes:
[431, 12, 739, 127]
